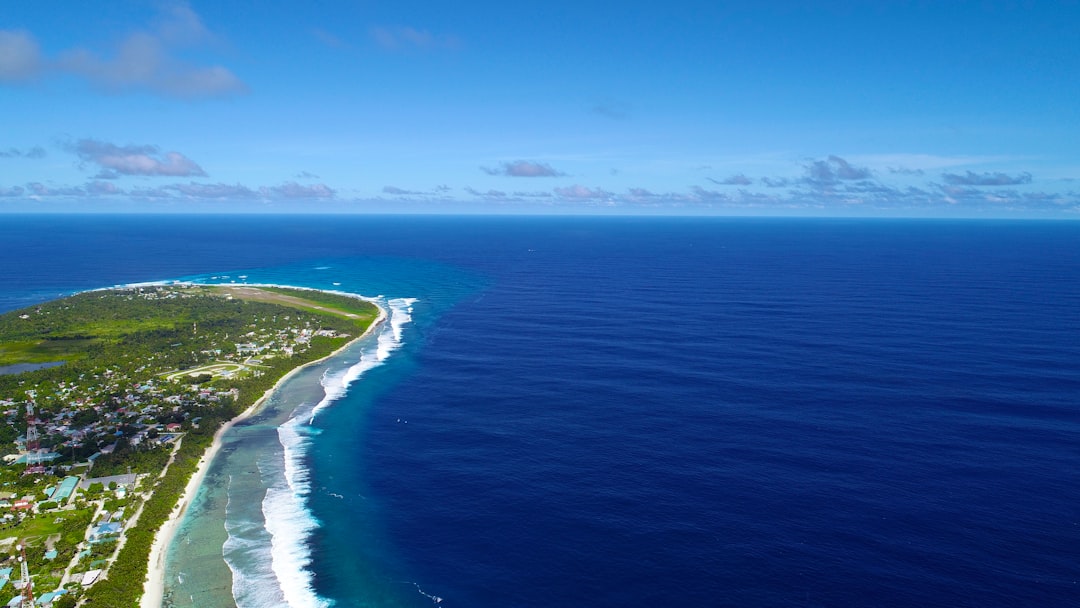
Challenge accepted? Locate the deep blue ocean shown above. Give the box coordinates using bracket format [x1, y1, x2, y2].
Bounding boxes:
[1, 215, 1078, 607]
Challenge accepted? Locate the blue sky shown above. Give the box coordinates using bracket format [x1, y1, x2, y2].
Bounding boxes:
[2, 0, 1078, 216]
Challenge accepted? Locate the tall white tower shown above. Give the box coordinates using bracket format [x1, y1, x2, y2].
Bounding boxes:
[16, 543, 33, 608]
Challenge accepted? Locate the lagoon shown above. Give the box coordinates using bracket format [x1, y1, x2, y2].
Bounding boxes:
[0, 361, 65, 375]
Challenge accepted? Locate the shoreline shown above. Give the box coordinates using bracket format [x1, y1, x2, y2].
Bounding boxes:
[140, 287, 388, 608]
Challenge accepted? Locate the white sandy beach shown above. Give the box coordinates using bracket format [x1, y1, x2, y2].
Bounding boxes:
[140, 292, 387, 608]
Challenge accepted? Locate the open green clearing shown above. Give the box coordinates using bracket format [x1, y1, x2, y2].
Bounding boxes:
[7, 508, 95, 547]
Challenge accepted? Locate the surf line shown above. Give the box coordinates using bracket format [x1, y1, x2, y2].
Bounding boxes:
[241, 296, 418, 608]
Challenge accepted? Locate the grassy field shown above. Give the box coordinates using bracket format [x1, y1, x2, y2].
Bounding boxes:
[8, 507, 95, 546]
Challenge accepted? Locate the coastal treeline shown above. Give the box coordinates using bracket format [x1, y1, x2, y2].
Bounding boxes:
[83, 426, 209, 607]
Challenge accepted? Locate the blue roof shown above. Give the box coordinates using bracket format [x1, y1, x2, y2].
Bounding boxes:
[10, 452, 61, 464]
[93, 521, 122, 537]
[51, 476, 80, 502]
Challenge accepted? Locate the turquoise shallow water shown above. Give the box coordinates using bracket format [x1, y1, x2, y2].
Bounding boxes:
[164, 357, 342, 607]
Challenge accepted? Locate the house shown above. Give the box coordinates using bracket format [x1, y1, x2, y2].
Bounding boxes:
[234, 342, 261, 355]
[80, 569, 102, 586]
[90, 521, 122, 541]
[36, 590, 68, 605]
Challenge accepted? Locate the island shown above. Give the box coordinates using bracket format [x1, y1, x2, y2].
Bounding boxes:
[0, 284, 382, 607]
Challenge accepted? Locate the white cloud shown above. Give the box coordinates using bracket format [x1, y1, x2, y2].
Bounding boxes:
[483, 160, 565, 177]
[465, 187, 509, 199]
[57, 31, 246, 98]
[86, 181, 122, 195]
[0, 146, 46, 159]
[383, 185, 421, 195]
[554, 185, 612, 200]
[72, 139, 207, 178]
[154, 1, 213, 46]
[804, 156, 872, 184]
[941, 171, 1032, 186]
[2, 3, 246, 98]
[0, 30, 41, 81]
[26, 182, 85, 196]
[708, 174, 753, 186]
[169, 182, 254, 198]
[265, 182, 335, 199]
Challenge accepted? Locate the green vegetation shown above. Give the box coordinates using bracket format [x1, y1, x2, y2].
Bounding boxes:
[0, 339, 93, 366]
[235, 285, 380, 330]
[0, 284, 380, 607]
[83, 433, 208, 607]
[5, 508, 93, 547]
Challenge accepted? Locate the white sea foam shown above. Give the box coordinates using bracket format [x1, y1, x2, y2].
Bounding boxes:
[311, 297, 417, 421]
[121, 280, 175, 287]
[225, 468, 288, 607]
[264, 411, 330, 608]
[233, 295, 417, 608]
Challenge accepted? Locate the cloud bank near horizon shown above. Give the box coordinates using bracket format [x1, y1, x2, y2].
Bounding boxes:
[1, 151, 1076, 214]
[942, 171, 1033, 187]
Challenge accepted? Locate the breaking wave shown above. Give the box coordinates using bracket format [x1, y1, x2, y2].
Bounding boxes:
[224, 297, 417, 608]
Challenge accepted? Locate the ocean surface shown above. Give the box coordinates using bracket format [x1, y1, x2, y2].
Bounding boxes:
[1, 215, 1078, 607]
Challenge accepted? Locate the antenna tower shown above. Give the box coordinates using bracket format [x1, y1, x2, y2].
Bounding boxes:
[24, 405, 44, 475]
[16, 542, 34, 608]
